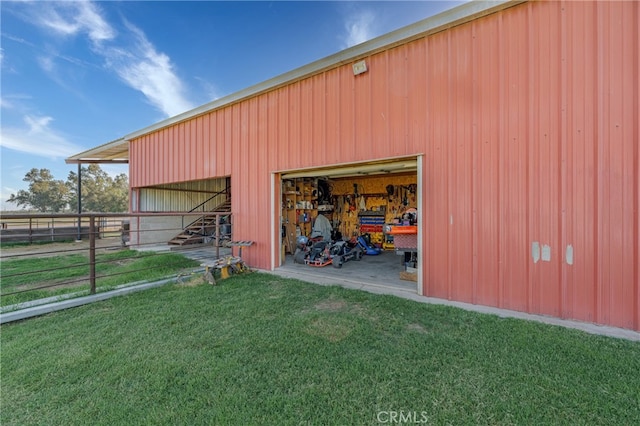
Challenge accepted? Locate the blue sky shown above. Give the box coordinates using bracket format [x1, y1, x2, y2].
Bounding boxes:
[1, 0, 463, 210]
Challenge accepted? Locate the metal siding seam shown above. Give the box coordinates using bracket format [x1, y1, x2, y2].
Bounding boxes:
[447, 30, 454, 301]
[551, 1, 562, 317]
[434, 31, 450, 299]
[560, 0, 569, 319]
[130, 141, 135, 187]
[196, 117, 204, 180]
[173, 123, 184, 181]
[180, 124, 187, 183]
[187, 120, 194, 181]
[175, 123, 181, 183]
[582, 1, 598, 323]
[330, 69, 342, 164]
[285, 84, 292, 168]
[268, 92, 278, 183]
[417, 155, 424, 295]
[569, 1, 579, 321]
[322, 73, 328, 163]
[403, 45, 409, 158]
[424, 37, 431, 297]
[190, 119, 197, 181]
[471, 21, 479, 305]
[324, 71, 335, 165]
[635, 0, 640, 331]
[145, 135, 151, 187]
[213, 113, 219, 176]
[319, 74, 326, 164]
[406, 43, 421, 158]
[239, 103, 249, 243]
[201, 115, 208, 178]
[503, 6, 527, 312]
[155, 132, 164, 182]
[204, 114, 212, 177]
[226, 107, 232, 176]
[344, 65, 356, 162]
[391, 48, 402, 158]
[172, 126, 178, 184]
[148, 134, 153, 185]
[388, 48, 400, 158]
[149, 133, 160, 185]
[542, 0, 553, 315]
[620, 1, 637, 329]
[608, 2, 621, 327]
[277, 88, 288, 170]
[491, 16, 501, 307]
[138, 137, 144, 187]
[527, 1, 537, 315]
[301, 79, 312, 167]
[595, 0, 605, 325]
[498, 11, 505, 309]
[371, 52, 386, 160]
[290, 82, 301, 169]
[191, 119, 197, 181]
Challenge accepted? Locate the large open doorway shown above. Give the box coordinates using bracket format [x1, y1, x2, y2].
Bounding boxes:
[275, 157, 421, 293]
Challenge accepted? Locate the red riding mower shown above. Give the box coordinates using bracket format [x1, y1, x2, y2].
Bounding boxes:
[293, 235, 364, 268]
[293, 235, 333, 267]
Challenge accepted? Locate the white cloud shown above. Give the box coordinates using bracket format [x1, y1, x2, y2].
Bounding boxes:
[194, 77, 223, 103]
[37, 55, 55, 73]
[35, 1, 115, 45]
[342, 9, 376, 48]
[12, 1, 194, 118]
[103, 22, 195, 117]
[0, 114, 84, 159]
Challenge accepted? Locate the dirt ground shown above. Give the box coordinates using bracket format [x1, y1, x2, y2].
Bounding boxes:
[1, 237, 125, 259]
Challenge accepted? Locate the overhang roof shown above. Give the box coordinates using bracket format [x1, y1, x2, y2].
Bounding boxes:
[65, 0, 524, 165]
[65, 137, 128, 164]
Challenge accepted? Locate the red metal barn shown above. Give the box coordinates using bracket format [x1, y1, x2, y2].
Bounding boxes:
[68, 0, 639, 331]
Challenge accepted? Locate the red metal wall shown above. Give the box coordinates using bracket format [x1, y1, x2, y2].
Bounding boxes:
[129, 0, 639, 330]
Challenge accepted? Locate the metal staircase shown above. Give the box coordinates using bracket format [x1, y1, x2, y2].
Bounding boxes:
[168, 196, 231, 246]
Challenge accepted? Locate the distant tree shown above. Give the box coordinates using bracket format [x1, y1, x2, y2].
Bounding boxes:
[66, 164, 129, 212]
[7, 168, 69, 212]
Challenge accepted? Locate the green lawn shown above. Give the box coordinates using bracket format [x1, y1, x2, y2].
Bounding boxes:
[0, 250, 200, 307]
[2, 273, 639, 425]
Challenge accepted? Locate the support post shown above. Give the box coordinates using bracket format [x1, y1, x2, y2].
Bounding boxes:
[89, 215, 96, 294]
[76, 163, 82, 241]
[215, 214, 220, 259]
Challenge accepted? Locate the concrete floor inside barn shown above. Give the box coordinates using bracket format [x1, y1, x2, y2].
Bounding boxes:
[275, 250, 418, 294]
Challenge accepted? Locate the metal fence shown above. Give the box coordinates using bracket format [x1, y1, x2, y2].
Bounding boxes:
[0, 212, 233, 308]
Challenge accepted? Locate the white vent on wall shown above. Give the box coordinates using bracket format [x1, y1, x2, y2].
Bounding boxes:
[352, 60, 368, 76]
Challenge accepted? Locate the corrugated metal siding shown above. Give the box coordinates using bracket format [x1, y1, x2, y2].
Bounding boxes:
[128, 0, 639, 330]
[136, 178, 228, 212]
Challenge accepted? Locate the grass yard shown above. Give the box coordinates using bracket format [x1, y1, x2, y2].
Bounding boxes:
[2, 273, 639, 425]
[0, 250, 200, 307]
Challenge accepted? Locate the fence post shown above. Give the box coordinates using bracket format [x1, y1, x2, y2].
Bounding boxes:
[215, 214, 220, 259]
[29, 217, 33, 244]
[89, 216, 96, 294]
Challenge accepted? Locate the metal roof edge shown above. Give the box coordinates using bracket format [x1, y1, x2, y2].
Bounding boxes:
[65, 137, 128, 164]
[119, 0, 525, 141]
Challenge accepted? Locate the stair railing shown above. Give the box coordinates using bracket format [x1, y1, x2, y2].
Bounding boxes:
[180, 187, 230, 235]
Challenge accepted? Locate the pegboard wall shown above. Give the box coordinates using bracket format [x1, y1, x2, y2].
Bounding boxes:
[327, 174, 417, 239]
